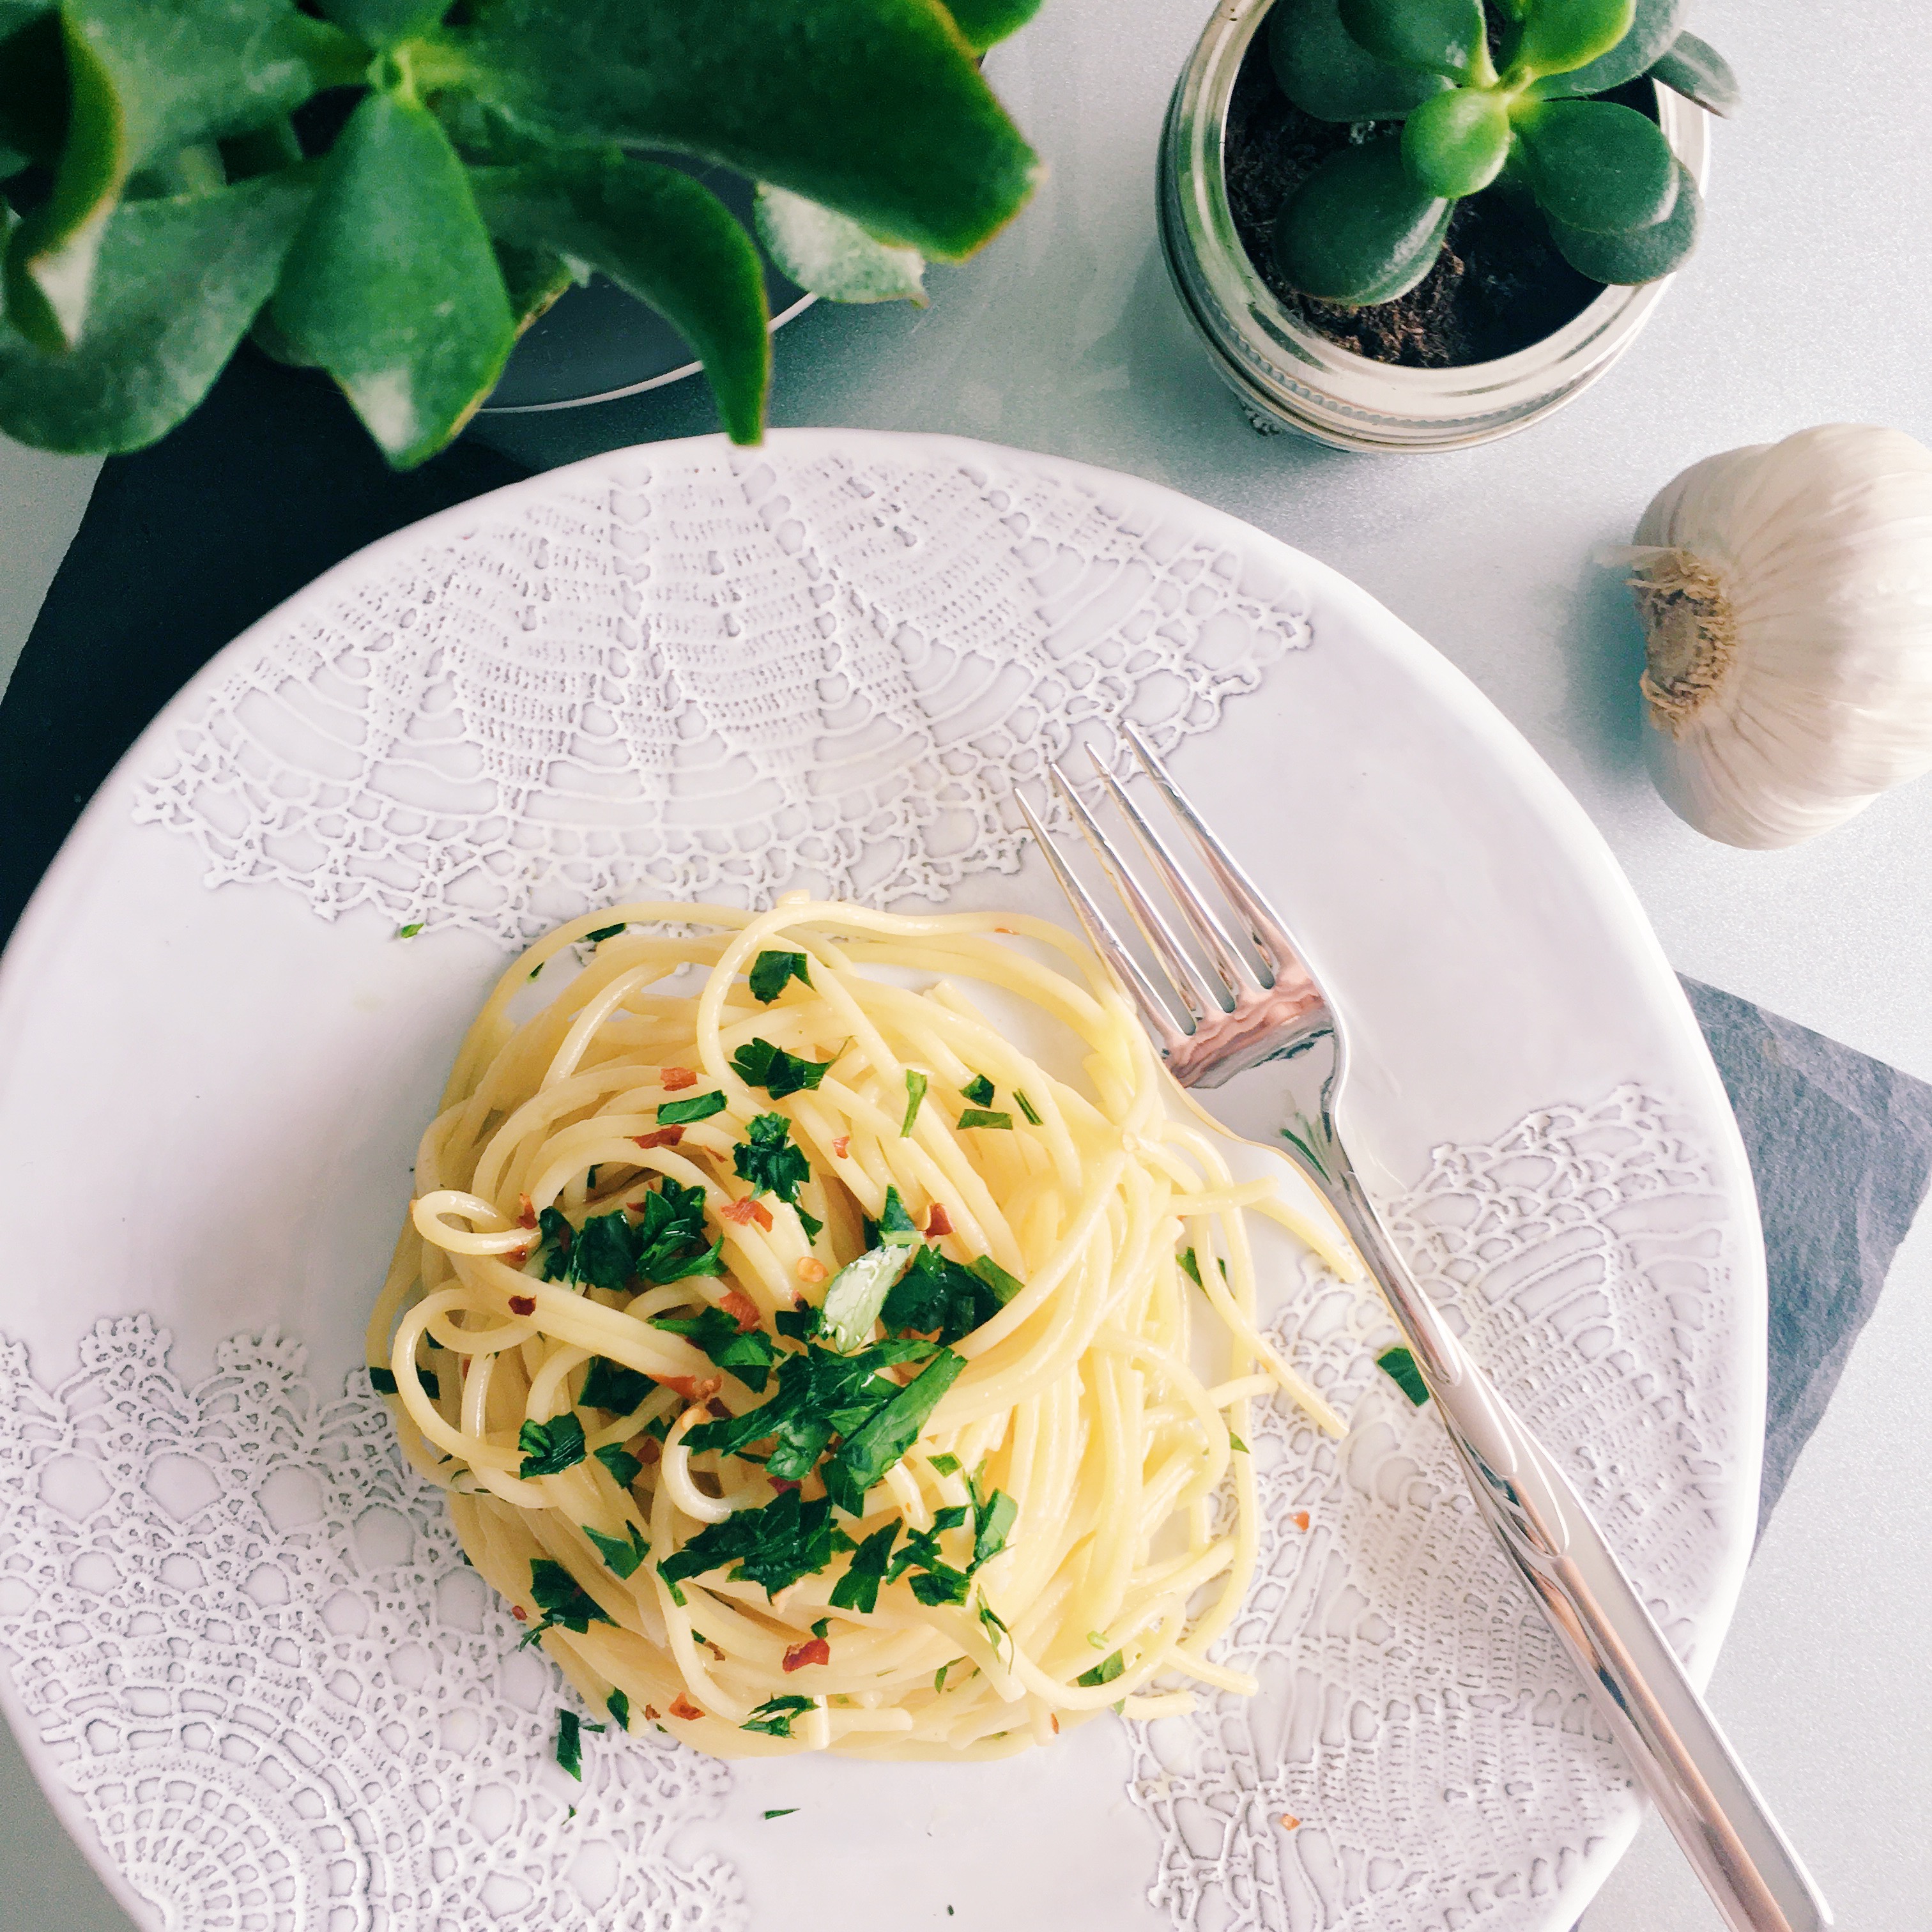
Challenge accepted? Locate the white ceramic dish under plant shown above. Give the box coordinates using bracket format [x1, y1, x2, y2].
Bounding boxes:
[1158, 0, 1713, 453]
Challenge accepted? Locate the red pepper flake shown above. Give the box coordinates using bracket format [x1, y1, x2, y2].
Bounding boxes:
[661, 1066, 698, 1091]
[720, 1288, 762, 1332]
[668, 1694, 704, 1721]
[661, 1374, 724, 1403]
[925, 1202, 953, 1238]
[639, 1438, 662, 1466]
[1292, 1511, 1310, 1533]
[1049, 1713, 1060, 1735]
[1278, 1814, 1300, 1831]
[721, 1196, 773, 1230]
[510, 1605, 527, 1621]
[632, 1126, 685, 1149]
[795, 1258, 827, 1286]
[831, 1136, 850, 1160]
[783, 1637, 830, 1673]
[769, 1477, 800, 1494]
[643, 1705, 660, 1722]
[706, 1396, 732, 1420]
[518, 1193, 537, 1229]
[509, 1294, 537, 1317]
[504, 1246, 531, 1269]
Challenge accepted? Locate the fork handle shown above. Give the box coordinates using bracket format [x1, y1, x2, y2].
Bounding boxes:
[1314, 1149, 1832, 1932]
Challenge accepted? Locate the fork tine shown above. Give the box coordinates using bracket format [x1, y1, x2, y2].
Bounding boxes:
[1050, 758, 1220, 1025]
[1015, 789, 1190, 1054]
[1087, 747, 1258, 1002]
[1121, 720, 1308, 986]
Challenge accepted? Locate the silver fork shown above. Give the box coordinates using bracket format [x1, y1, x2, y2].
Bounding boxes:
[1018, 723, 1830, 1932]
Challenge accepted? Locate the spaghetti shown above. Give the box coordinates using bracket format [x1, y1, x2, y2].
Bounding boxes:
[369, 898, 1353, 1759]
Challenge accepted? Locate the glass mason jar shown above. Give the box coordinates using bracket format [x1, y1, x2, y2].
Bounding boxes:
[1158, 0, 1713, 454]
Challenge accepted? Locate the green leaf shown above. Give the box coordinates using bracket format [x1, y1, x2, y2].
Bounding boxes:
[652, 1304, 778, 1393]
[1517, 99, 1676, 233]
[368, 1364, 398, 1394]
[269, 91, 513, 468]
[1545, 155, 1699, 281]
[901, 1069, 929, 1137]
[525, 1557, 615, 1641]
[1014, 1089, 1041, 1126]
[470, 150, 767, 445]
[1268, 0, 1449, 120]
[518, 1410, 588, 1476]
[969, 1481, 1017, 1568]
[584, 1519, 650, 1578]
[731, 1037, 836, 1100]
[459, 0, 1039, 261]
[829, 1521, 898, 1612]
[1531, 0, 1683, 98]
[1271, 137, 1448, 305]
[580, 1354, 656, 1416]
[594, 1441, 643, 1487]
[881, 1245, 1000, 1345]
[1509, 0, 1634, 80]
[0, 168, 310, 454]
[748, 949, 813, 1002]
[659, 1487, 855, 1599]
[1401, 86, 1512, 198]
[494, 241, 574, 335]
[659, 1088, 728, 1124]
[1337, 0, 1485, 80]
[957, 1108, 1012, 1131]
[4, 0, 355, 348]
[821, 1348, 965, 1515]
[938, 0, 1041, 50]
[316, 0, 447, 44]
[968, 1254, 1023, 1304]
[875, 1185, 921, 1246]
[753, 183, 926, 305]
[1077, 1648, 1124, 1687]
[960, 1074, 995, 1108]
[1647, 31, 1738, 117]
[555, 1707, 584, 1778]
[741, 1692, 816, 1738]
[1376, 1344, 1430, 1406]
[607, 1687, 631, 1731]
[734, 1113, 811, 1208]
[820, 1242, 919, 1354]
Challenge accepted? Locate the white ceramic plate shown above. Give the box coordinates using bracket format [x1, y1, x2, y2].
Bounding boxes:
[0, 431, 1761, 1932]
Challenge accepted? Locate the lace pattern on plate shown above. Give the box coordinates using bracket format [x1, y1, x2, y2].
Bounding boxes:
[130, 445, 1310, 946]
[0, 1088, 1733, 1932]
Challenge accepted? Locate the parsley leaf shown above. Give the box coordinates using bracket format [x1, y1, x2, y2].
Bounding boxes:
[735, 1113, 811, 1208]
[632, 1176, 721, 1283]
[977, 1595, 1012, 1655]
[961, 1073, 995, 1108]
[901, 1070, 928, 1135]
[1015, 1089, 1043, 1125]
[585, 923, 627, 943]
[888, 1511, 972, 1604]
[594, 1443, 643, 1487]
[608, 1688, 631, 1731]
[572, 1211, 641, 1290]
[657, 1489, 856, 1600]
[829, 1521, 899, 1613]
[968, 1476, 1018, 1569]
[763, 1807, 800, 1820]
[741, 1693, 815, 1738]
[731, 1036, 836, 1100]
[820, 1243, 919, 1353]
[1179, 1246, 1201, 1287]
[1227, 1431, 1249, 1454]
[1077, 1650, 1124, 1688]
[957, 1108, 1013, 1131]
[969, 1255, 1023, 1304]
[1376, 1344, 1430, 1407]
[659, 1089, 728, 1125]
[519, 1411, 588, 1476]
[875, 1184, 921, 1246]
[652, 1305, 778, 1392]
[556, 1708, 586, 1778]
[524, 1558, 615, 1646]
[418, 1368, 441, 1400]
[537, 1205, 575, 1280]
[580, 1355, 655, 1415]
[585, 1519, 650, 1578]
[882, 1245, 1001, 1344]
[774, 1301, 824, 1344]
[928, 1452, 962, 1476]
[748, 950, 812, 1002]
[821, 1349, 966, 1515]
[368, 1365, 398, 1395]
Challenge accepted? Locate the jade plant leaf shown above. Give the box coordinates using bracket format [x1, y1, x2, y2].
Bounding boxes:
[1516, 98, 1676, 233]
[1531, 0, 1683, 98]
[270, 91, 514, 468]
[1273, 136, 1449, 305]
[0, 167, 310, 452]
[754, 183, 926, 305]
[1337, 0, 1485, 81]
[494, 240, 578, 336]
[1545, 153, 1699, 282]
[470, 150, 769, 444]
[457, 0, 1039, 261]
[938, 0, 1043, 51]
[1401, 86, 1512, 199]
[1647, 30, 1738, 117]
[1508, 0, 1634, 80]
[1268, 0, 1448, 122]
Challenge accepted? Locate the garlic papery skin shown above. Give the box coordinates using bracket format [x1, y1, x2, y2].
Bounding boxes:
[1616, 422, 1932, 849]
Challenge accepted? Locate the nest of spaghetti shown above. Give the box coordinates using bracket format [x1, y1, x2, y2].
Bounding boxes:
[371, 900, 1351, 1760]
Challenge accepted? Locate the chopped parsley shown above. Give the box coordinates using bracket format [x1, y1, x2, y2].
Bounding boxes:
[524, 1558, 615, 1646]
[556, 1708, 586, 1778]
[368, 1365, 399, 1395]
[518, 1411, 588, 1476]
[829, 1522, 899, 1613]
[1177, 1246, 1227, 1288]
[763, 1807, 800, 1820]
[820, 1243, 919, 1353]
[652, 1303, 779, 1392]
[579, 1355, 656, 1415]
[572, 1211, 643, 1291]
[821, 1349, 965, 1515]
[658, 1089, 728, 1125]
[585, 1520, 650, 1578]
[934, 1660, 954, 1692]
[873, 1184, 921, 1246]
[901, 1069, 928, 1135]
[741, 1694, 815, 1739]
[1376, 1344, 1430, 1407]
[811, 1616, 831, 1639]
[658, 1488, 856, 1600]
[734, 1114, 813, 1218]
[1077, 1650, 1124, 1688]
[749, 950, 813, 1002]
[1227, 1432, 1250, 1454]
[594, 1442, 644, 1487]
[969, 1254, 1023, 1303]
[547, 1183, 724, 1292]
[633, 1177, 724, 1282]
[976, 1597, 1012, 1654]
[961, 1073, 995, 1107]
[889, 1508, 973, 1606]
[1015, 1089, 1042, 1126]
[537, 1205, 575, 1280]
[928, 1452, 962, 1476]
[607, 1687, 631, 1731]
[585, 923, 627, 944]
[397, 921, 424, 939]
[731, 1036, 837, 1099]
[418, 1368, 441, 1400]
[884, 1246, 1002, 1344]
[969, 1475, 1018, 1568]
[957, 1107, 1013, 1131]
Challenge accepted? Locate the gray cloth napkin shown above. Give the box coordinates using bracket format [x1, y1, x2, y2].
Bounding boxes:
[1681, 976, 1932, 1531]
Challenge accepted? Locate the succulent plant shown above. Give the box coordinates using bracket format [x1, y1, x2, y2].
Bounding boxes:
[0, 0, 1042, 468]
[1268, 0, 1737, 305]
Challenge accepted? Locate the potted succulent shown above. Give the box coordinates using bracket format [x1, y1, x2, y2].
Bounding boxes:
[0, 0, 1042, 468]
[1160, 0, 1737, 451]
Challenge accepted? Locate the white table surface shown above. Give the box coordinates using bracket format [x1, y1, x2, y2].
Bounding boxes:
[4, 1, 1929, 1925]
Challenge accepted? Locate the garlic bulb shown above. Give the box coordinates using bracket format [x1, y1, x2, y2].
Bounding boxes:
[1616, 422, 1932, 848]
